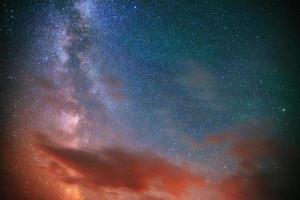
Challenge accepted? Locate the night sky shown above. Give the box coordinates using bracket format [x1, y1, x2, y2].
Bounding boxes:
[0, 0, 300, 200]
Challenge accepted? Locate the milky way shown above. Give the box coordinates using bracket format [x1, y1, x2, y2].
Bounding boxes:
[0, 0, 299, 200]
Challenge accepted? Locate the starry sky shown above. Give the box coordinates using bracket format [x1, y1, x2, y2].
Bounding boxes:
[0, 0, 300, 200]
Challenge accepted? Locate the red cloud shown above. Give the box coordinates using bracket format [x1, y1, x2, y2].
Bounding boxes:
[201, 124, 299, 200]
[34, 133, 204, 196]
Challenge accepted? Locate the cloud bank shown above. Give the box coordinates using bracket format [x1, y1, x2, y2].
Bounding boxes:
[34, 133, 204, 197]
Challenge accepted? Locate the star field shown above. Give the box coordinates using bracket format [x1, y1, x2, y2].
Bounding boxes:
[0, 0, 300, 200]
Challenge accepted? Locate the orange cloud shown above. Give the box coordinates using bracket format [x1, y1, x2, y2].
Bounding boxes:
[34, 133, 204, 197]
[201, 124, 299, 200]
[177, 121, 299, 200]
